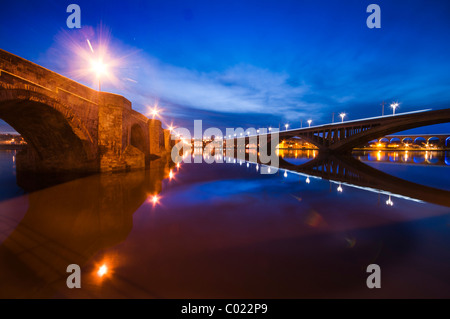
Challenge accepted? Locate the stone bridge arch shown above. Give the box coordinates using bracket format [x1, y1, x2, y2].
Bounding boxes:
[130, 123, 147, 154]
[0, 88, 98, 172]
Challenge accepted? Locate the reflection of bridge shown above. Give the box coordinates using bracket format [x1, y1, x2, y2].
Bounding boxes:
[240, 154, 450, 207]
[355, 151, 450, 167]
[0, 49, 169, 173]
[277, 155, 450, 207]
[0, 156, 172, 298]
[228, 108, 450, 153]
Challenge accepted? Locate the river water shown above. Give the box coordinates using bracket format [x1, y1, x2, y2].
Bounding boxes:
[0, 149, 449, 298]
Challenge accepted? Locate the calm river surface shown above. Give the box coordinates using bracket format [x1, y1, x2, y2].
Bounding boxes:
[0, 149, 449, 298]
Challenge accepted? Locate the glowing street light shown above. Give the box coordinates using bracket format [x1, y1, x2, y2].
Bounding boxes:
[390, 102, 399, 115]
[285, 123, 289, 130]
[307, 119, 312, 127]
[268, 127, 272, 132]
[149, 105, 160, 118]
[339, 113, 346, 123]
[90, 58, 108, 91]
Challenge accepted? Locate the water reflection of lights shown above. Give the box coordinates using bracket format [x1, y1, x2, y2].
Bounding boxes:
[247, 163, 249, 168]
[284, 170, 288, 178]
[337, 183, 343, 192]
[149, 195, 159, 205]
[256, 164, 259, 171]
[97, 264, 108, 277]
[386, 196, 394, 206]
[169, 169, 174, 180]
[264, 161, 424, 204]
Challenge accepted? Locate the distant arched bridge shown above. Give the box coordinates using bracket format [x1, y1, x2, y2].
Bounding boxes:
[0, 49, 170, 173]
[375, 134, 450, 147]
[228, 108, 450, 153]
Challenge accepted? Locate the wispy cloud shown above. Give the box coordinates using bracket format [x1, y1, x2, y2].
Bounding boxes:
[124, 54, 325, 122]
[39, 30, 330, 127]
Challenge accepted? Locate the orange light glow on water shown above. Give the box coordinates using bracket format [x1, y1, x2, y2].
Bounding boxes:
[97, 264, 108, 277]
[169, 170, 174, 180]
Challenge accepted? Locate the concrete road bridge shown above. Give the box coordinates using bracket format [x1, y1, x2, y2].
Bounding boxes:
[226, 108, 450, 153]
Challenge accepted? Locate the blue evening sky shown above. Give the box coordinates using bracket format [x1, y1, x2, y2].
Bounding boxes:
[0, 0, 449, 133]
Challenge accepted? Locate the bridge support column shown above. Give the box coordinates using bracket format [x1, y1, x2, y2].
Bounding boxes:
[149, 119, 163, 157]
[98, 93, 146, 172]
[98, 103, 127, 172]
[163, 129, 173, 152]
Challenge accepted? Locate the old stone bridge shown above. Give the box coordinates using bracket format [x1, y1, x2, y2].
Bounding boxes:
[0, 49, 170, 173]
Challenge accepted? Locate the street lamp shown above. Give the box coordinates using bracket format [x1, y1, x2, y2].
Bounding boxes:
[90, 58, 107, 91]
[307, 119, 312, 127]
[339, 113, 346, 123]
[150, 107, 159, 118]
[390, 102, 399, 115]
[285, 123, 289, 130]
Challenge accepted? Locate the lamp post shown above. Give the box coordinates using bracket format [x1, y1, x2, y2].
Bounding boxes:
[307, 119, 312, 127]
[151, 108, 158, 118]
[340, 112, 346, 123]
[285, 123, 289, 131]
[90, 59, 107, 91]
[390, 102, 399, 115]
